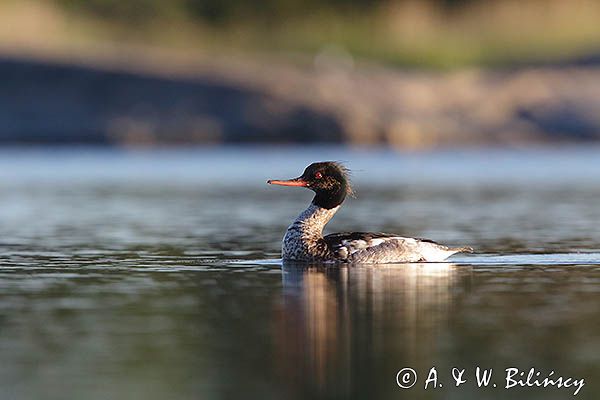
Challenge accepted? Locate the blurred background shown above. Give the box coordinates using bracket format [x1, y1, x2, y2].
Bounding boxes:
[1, 0, 600, 148]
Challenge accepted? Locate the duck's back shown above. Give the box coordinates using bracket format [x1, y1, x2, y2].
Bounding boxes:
[324, 232, 470, 263]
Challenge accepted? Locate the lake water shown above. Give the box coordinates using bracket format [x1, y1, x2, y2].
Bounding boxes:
[0, 147, 599, 399]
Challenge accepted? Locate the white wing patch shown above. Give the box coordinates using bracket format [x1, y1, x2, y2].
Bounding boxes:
[337, 236, 408, 258]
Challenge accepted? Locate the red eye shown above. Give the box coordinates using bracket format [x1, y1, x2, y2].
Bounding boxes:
[315, 172, 323, 179]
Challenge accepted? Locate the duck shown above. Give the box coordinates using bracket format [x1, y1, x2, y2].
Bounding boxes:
[267, 161, 472, 263]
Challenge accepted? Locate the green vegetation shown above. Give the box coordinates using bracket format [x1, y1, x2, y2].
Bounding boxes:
[57, 0, 381, 24]
[6, 0, 600, 68]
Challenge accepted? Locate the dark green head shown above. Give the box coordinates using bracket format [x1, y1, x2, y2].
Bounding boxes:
[267, 161, 353, 209]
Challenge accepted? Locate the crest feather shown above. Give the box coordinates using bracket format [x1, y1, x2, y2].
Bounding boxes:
[329, 161, 354, 197]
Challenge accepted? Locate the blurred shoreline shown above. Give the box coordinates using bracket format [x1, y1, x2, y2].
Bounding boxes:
[2, 51, 600, 149]
[2, 0, 600, 149]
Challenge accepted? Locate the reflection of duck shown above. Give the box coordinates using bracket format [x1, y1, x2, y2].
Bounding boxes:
[268, 162, 472, 263]
[275, 261, 461, 398]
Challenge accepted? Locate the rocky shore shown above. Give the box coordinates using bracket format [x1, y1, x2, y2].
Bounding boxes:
[1, 53, 599, 148]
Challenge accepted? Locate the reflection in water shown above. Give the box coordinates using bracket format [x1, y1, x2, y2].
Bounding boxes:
[275, 262, 465, 399]
[271, 262, 600, 400]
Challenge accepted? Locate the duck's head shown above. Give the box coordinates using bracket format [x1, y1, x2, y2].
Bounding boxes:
[267, 161, 353, 209]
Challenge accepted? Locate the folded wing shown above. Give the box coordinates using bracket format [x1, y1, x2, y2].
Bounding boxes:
[324, 232, 469, 263]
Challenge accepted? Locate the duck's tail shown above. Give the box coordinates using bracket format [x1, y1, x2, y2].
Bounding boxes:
[421, 243, 474, 262]
[449, 246, 474, 254]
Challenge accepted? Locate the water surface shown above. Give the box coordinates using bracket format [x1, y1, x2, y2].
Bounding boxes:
[0, 147, 599, 399]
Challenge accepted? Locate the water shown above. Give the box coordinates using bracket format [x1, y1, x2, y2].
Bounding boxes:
[0, 147, 599, 399]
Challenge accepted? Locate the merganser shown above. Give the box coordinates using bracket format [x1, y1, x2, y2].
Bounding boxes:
[267, 161, 472, 263]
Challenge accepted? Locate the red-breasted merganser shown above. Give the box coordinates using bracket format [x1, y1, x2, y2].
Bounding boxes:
[267, 161, 472, 263]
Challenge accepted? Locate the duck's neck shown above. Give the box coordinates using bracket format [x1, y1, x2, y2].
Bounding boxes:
[289, 202, 340, 238]
[282, 202, 340, 260]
